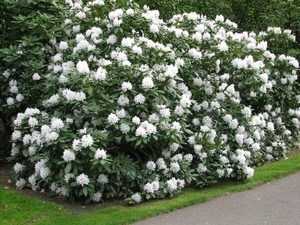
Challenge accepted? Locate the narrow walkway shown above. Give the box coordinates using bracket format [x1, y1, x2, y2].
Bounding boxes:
[132, 171, 300, 225]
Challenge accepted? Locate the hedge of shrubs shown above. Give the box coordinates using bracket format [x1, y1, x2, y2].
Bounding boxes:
[4, 0, 300, 204]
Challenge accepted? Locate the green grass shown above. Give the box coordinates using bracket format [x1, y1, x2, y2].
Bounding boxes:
[1, 156, 300, 225]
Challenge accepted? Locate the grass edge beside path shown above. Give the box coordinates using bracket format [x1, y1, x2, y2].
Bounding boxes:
[1, 156, 300, 225]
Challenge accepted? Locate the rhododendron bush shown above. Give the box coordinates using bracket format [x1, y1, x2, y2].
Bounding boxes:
[7, 0, 300, 204]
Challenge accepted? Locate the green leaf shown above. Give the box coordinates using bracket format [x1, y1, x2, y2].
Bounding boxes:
[65, 163, 72, 174]
[82, 186, 88, 196]
[88, 86, 93, 95]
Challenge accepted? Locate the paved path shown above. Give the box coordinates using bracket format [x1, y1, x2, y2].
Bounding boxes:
[132, 171, 300, 225]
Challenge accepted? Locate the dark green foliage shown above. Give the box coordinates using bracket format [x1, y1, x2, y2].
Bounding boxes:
[0, 0, 68, 132]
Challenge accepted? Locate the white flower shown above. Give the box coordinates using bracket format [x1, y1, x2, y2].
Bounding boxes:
[16, 178, 26, 188]
[160, 108, 171, 118]
[134, 94, 146, 104]
[76, 173, 90, 186]
[32, 73, 41, 80]
[107, 34, 117, 45]
[218, 41, 228, 51]
[170, 162, 180, 173]
[131, 193, 142, 203]
[121, 37, 134, 47]
[184, 154, 193, 162]
[14, 163, 25, 173]
[93, 192, 102, 202]
[166, 178, 178, 191]
[40, 167, 50, 179]
[180, 95, 191, 108]
[12, 130, 21, 140]
[117, 94, 129, 106]
[197, 163, 207, 173]
[143, 182, 154, 193]
[146, 161, 156, 171]
[94, 67, 107, 81]
[217, 169, 225, 178]
[81, 134, 94, 148]
[170, 143, 179, 152]
[63, 150, 75, 162]
[94, 148, 107, 160]
[97, 174, 108, 184]
[107, 113, 119, 125]
[142, 77, 154, 89]
[174, 106, 184, 116]
[51, 118, 64, 130]
[243, 166, 254, 178]
[76, 11, 86, 19]
[121, 82, 132, 91]
[59, 41, 68, 50]
[116, 109, 126, 118]
[120, 123, 130, 134]
[28, 117, 38, 127]
[76, 60, 90, 74]
[132, 116, 140, 125]
[72, 139, 81, 151]
[135, 127, 147, 138]
[171, 121, 181, 131]
[150, 24, 159, 33]
[7, 97, 14, 105]
[16, 94, 24, 102]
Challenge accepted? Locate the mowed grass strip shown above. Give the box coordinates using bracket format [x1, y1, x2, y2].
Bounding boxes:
[1, 155, 300, 225]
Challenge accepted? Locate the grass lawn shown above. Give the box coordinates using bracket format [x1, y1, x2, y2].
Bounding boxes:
[1, 155, 300, 225]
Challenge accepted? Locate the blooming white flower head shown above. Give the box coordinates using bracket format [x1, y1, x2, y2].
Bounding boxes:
[143, 182, 154, 193]
[170, 143, 179, 152]
[94, 67, 107, 81]
[76, 60, 90, 74]
[160, 108, 171, 118]
[117, 94, 129, 106]
[146, 161, 156, 171]
[132, 116, 140, 125]
[72, 139, 81, 151]
[63, 149, 75, 162]
[120, 123, 130, 134]
[171, 121, 181, 131]
[14, 163, 25, 173]
[107, 34, 117, 45]
[166, 178, 178, 191]
[16, 94, 24, 102]
[94, 148, 107, 160]
[131, 193, 142, 203]
[40, 166, 50, 179]
[32, 73, 40, 80]
[121, 82, 132, 91]
[132, 45, 143, 55]
[107, 113, 119, 125]
[116, 109, 126, 118]
[188, 48, 202, 60]
[243, 166, 254, 178]
[134, 94, 146, 104]
[97, 174, 109, 184]
[197, 163, 207, 173]
[92, 192, 102, 202]
[81, 134, 94, 148]
[16, 178, 26, 188]
[174, 106, 185, 116]
[121, 37, 134, 47]
[170, 162, 180, 173]
[150, 23, 159, 33]
[51, 117, 64, 130]
[142, 77, 154, 89]
[7, 97, 14, 105]
[135, 126, 147, 138]
[218, 41, 228, 51]
[28, 117, 38, 127]
[76, 173, 90, 186]
[59, 41, 68, 50]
